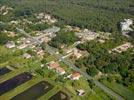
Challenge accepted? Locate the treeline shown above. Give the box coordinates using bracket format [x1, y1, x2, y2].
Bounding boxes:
[1, 0, 134, 32]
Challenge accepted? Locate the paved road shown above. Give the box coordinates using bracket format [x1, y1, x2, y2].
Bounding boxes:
[17, 28, 124, 100]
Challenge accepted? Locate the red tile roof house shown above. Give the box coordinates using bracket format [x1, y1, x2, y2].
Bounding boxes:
[47, 61, 65, 75]
[36, 48, 44, 55]
[69, 72, 81, 80]
[35, 48, 45, 58]
[47, 61, 59, 69]
[55, 67, 65, 75]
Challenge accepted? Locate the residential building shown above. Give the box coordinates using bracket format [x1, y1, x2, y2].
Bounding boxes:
[47, 61, 66, 75]
[69, 72, 81, 80]
[5, 41, 15, 48]
[17, 44, 28, 49]
[56, 67, 65, 75]
[73, 48, 82, 59]
[48, 61, 59, 69]
[109, 42, 133, 53]
[77, 89, 85, 96]
[23, 53, 32, 59]
[36, 48, 44, 55]
[121, 19, 133, 32]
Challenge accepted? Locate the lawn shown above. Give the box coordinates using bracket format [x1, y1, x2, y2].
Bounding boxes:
[103, 81, 134, 100]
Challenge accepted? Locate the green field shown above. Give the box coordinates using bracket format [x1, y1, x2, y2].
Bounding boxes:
[103, 81, 134, 100]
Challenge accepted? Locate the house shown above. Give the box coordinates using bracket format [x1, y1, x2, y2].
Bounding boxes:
[64, 25, 73, 32]
[64, 48, 83, 59]
[25, 39, 31, 44]
[75, 29, 99, 42]
[121, 19, 133, 32]
[7, 31, 17, 37]
[55, 67, 65, 75]
[36, 13, 44, 19]
[49, 18, 57, 23]
[23, 53, 31, 59]
[48, 61, 59, 69]
[44, 14, 51, 20]
[10, 20, 19, 25]
[77, 89, 85, 96]
[36, 48, 44, 56]
[43, 26, 60, 35]
[73, 48, 82, 59]
[65, 48, 74, 54]
[5, 41, 15, 48]
[43, 36, 52, 43]
[69, 72, 81, 80]
[17, 44, 28, 49]
[47, 61, 66, 75]
[73, 27, 81, 32]
[98, 39, 105, 43]
[109, 42, 133, 53]
[1, 6, 13, 15]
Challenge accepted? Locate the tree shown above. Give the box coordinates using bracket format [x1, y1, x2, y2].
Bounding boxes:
[87, 66, 98, 77]
[0, 33, 10, 45]
[41, 59, 47, 64]
[49, 31, 78, 48]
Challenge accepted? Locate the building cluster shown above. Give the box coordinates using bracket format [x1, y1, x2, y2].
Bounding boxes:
[3, 30, 18, 37]
[121, 19, 133, 32]
[109, 42, 133, 53]
[5, 41, 15, 49]
[0, 5, 13, 15]
[47, 61, 81, 80]
[9, 19, 33, 26]
[75, 29, 99, 42]
[60, 27, 111, 60]
[120, 19, 134, 37]
[33, 47, 45, 58]
[47, 61, 65, 75]
[16, 37, 32, 49]
[5, 26, 60, 50]
[36, 13, 57, 24]
[36, 26, 60, 43]
[23, 53, 32, 59]
[63, 47, 87, 59]
[97, 32, 111, 43]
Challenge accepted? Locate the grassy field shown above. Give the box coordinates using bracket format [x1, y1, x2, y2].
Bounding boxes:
[103, 81, 134, 100]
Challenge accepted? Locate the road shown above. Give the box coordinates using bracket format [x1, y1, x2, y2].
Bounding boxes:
[17, 28, 124, 100]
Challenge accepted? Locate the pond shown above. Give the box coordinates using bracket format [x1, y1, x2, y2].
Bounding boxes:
[11, 81, 53, 100]
[0, 67, 11, 76]
[49, 91, 69, 100]
[0, 72, 32, 95]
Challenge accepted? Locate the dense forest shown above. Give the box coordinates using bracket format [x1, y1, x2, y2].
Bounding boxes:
[49, 31, 78, 48]
[0, 0, 134, 32]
